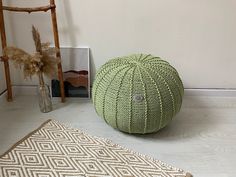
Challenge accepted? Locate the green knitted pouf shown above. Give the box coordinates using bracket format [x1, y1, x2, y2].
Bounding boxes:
[92, 54, 184, 134]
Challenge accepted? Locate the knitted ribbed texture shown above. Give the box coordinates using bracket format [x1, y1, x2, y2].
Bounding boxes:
[92, 54, 184, 134]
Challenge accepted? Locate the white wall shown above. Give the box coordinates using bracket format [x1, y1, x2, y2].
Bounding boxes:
[2, 0, 236, 89]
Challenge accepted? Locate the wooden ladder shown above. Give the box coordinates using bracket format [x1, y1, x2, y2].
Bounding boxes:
[0, 0, 65, 102]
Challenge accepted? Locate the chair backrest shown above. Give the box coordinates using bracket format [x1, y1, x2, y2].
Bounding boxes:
[0, 0, 65, 102]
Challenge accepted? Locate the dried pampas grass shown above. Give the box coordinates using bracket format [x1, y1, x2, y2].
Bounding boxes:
[4, 26, 59, 82]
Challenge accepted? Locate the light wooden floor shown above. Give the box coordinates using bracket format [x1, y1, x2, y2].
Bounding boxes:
[0, 95, 236, 177]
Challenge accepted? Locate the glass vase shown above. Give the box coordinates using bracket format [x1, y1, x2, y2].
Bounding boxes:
[37, 84, 52, 113]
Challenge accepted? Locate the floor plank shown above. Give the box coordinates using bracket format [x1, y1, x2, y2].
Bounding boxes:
[0, 95, 236, 177]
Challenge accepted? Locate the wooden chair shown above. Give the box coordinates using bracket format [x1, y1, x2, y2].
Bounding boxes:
[0, 0, 65, 102]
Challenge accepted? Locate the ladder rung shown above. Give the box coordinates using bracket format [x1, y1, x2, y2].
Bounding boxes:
[2, 4, 55, 13]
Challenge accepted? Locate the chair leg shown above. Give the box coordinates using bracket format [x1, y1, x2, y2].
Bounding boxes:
[50, 0, 65, 103]
[3, 59, 13, 101]
[0, 0, 13, 101]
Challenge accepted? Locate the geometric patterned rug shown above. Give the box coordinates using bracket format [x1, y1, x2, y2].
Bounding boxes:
[0, 120, 192, 177]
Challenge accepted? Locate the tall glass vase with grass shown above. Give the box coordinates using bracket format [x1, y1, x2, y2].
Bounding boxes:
[4, 26, 60, 113]
[37, 71, 52, 113]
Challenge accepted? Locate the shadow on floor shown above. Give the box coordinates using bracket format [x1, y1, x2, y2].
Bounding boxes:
[124, 96, 218, 141]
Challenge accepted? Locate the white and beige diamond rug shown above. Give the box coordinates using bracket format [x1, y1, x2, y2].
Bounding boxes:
[0, 120, 192, 177]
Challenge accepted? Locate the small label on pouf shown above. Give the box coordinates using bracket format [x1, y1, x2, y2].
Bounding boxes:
[133, 94, 144, 103]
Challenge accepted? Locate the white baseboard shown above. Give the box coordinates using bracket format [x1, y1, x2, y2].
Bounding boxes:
[184, 88, 236, 97]
[1, 86, 236, 103]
